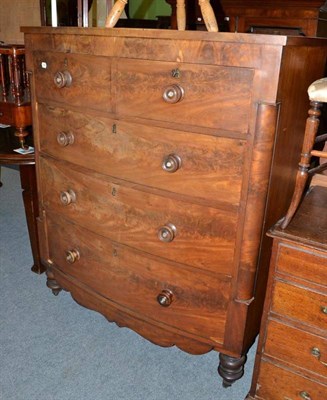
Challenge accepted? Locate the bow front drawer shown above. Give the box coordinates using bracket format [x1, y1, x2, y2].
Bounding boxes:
[37, 103, 245, 207]
[39, 156, 237, 274]
[46, 215, 230, 345]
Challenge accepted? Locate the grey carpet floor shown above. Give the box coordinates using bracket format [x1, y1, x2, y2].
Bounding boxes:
[0, 166, 256, 400]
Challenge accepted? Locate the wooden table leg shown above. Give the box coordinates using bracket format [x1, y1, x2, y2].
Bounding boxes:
[19, 164, 46, 274]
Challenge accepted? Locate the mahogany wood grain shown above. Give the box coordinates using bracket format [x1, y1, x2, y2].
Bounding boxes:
[32, 52, 112, 112]
[37, 103, 245, 208]
[39, 156, 238, 274]
[23, 27, 327, 388]
[256, 361, 327, 400]
[46, 214, 230, 346]
[264, 319, 327, 382]
[248, 186, 327, 399]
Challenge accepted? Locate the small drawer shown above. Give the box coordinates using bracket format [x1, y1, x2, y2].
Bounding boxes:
[265, 319, 327, 380]
[115, 59, 254, 133]
[276, 243, 327, 286]
[272, 280, 327, 331]
[256, 360, 327, 399]
[39, 156, 238, 274]
[0, 102, 13, 125]
[46, 215, 230, 345]
[33, 51, 112, 112]
[37, 103, 245, 207]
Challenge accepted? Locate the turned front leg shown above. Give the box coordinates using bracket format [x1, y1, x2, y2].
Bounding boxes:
[218, 353, 247, 387]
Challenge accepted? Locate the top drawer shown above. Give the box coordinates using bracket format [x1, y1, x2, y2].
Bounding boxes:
[33, 51, 112, 112]
[276, 243, 327, 287]
[115, 59, 254, 133]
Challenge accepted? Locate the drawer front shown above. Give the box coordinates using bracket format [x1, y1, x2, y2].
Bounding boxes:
[265, 319, 327, 380]
[33, 52, 112, 112]
[39, 156, 237, 274]
[37, 103, 245, 207]
[276, 243, 327, 286]
[115, 59, 254, 133]
[257, 360, 327, 400]
[0, 102, 13, 125]
[47, 215, 230, 344]
[272, 281, 327, 330]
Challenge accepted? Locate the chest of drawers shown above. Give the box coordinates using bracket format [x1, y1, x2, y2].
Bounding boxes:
[247, 185, 327, 399]
[23, 27, 327, 388]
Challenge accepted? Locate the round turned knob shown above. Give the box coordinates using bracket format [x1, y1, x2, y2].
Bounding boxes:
[54, 70, 72, 88]
[299, 392, 311, 400]
[162, 154, 182, 173]
[57, 131, 74, 147]
[158, 223, 177, 243]
[321, 306, 327, 314]
[60, 189, 76, 206]
[157, 289, 174, 307]
[65, 249, 80, 264]
[162, 84, 184, 104]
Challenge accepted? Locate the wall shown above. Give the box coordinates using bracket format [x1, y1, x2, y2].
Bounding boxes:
[129, 0, 171, 20]
[0, 0, 41, 44]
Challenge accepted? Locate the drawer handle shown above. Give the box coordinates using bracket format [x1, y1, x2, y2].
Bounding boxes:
[65, 249, 80, 264]
[54, 70, 72, 88]
[321, 306, 327, 315]
[57, 131, 75, 147]
[157, 289, 174, 307]
[162, 84, 184, 104]
[60, 190, 76, 206]
[158, 223, 177, 243]
[299, 392, 311, 400]
[162, 154, 182, 173]
[311, 347, 327, 367]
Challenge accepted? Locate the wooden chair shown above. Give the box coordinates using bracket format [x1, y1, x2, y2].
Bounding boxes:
[105, 0, 218, 32]
[281, 77, 327, 229]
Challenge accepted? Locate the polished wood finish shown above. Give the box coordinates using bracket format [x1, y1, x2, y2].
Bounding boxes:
[0, 44, 32, 147]
[23, 27, 327, 387]
[220, 0, 327, 36]
[0, 129, 45, 274]
[247, 185, 327, 399]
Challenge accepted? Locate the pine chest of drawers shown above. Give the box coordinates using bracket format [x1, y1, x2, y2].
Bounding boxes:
[247, 185, 327, 399]
[23, 27, 327, 387]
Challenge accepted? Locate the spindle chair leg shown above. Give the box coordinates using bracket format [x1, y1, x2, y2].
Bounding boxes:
[281, 101, 323, 229]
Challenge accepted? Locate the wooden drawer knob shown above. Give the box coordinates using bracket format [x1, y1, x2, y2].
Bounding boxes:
[57, 131, 74, 147]
[157, 289, 174, 307]
[65, 249, 80, 264]
[158, 223, 177, 243]
[162, 154, 182, 173]
[299, 392, 311, 400]
[321, 306, 327, 315]
[54, 70, 72, 88]
[163, 84, 184, 104]
[60, 189, 76, 206]
[311, 347, 327, 366]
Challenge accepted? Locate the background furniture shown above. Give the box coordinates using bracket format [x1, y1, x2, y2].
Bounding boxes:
[0, 128, 44, 274]
[246, 185, 327, 399]
[220, 0, 327, 36]
[23, 26, 327, 388]
[0, 44, 32, 147]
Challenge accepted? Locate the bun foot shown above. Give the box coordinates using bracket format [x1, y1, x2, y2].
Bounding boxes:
[218, 353, 247, 387]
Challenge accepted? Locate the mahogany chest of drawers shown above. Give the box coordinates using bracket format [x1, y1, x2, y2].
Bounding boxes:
[247, 185, 327, 399]
[23, 27, 327, 387]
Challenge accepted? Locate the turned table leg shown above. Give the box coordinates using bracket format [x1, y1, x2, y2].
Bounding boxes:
[19, 164, 46, 274]
[218, 353, 247, 387]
